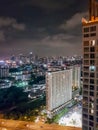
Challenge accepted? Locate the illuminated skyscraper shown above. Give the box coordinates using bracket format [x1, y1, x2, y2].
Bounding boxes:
[82, 0, 98, 129]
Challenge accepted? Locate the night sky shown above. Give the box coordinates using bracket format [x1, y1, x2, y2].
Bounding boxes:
[0, 0, 88, 58]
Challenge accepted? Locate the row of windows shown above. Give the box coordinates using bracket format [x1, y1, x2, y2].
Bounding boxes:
[84, 47, 95, 52]
[84, 79, 96, 84]
[83, 84, 95, 90]
[83, 125, 95, 130]
[83, 97, 94, 103]
[83, 114, 94, 120]
[83, 82, 98, 89]
[83, 84, 96, 89]
[83, 40, 96, 46]
[82, 125, 88, 130]
[84, 54, 95, 58]
[84, 33, 96, 37]
[84, 26, 96, 32]
[83, 72, 95, 77]
[84, 61, 95, 66]
[83, 90, 94, 96]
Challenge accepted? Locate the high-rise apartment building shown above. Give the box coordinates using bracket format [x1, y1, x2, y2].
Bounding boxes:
[0, 62, 9, 78]
[82, 0, 98, 129]
[68, 65, 81, 91]
[46, 69, 72, 115]
[73, 66, 81, 88]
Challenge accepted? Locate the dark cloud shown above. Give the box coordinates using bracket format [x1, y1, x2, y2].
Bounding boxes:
[0, 0, 89, 58]
[59, 12, 88, 30]
[0, 17, 26, 42]
[0, 17, 26, 30]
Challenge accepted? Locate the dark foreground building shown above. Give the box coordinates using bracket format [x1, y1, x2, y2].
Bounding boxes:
[82, 0, 98, 129]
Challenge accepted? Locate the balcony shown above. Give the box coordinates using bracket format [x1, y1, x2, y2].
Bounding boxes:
[83, 85, 88, 90]
[83, 41, 89, 46]
[90, 79, 95, 84]
[90, 85, 94, 91]
[84, 72, 89, 77]
[90, 73, 95, 78]
[83, 101, 88, 108]
[83, 119, 88, 125]
[96, 111, 98, 117]
[89, 109, 94, 115]
[96, 99, 98, 104]
[96, 124, 98, 130]
[89, 121, 94, 127]
[90, 47, 95, 52]
[89, 115, 94, 121]
[83, 68, 89, 71]
[83, 79, 89, 84]
[84, 54, 89, 59]
[83, 91, 88, 96]
[83, 114, 88, 119]
[83, 108, 88, 113]
[90, 54, 95, 59]
[84, 60, 89, 65]
[84, 47, 89, 53]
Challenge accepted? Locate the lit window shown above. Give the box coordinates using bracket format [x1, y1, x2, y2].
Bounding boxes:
[90, 40, 95, 46]
[91, 103, 94, 109]
[89, 66, 96, 71]
[48, 72, 51, 76]
[91, 109, 94, 114]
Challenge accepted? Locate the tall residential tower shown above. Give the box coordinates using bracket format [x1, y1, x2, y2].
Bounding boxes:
[82, 0, 98, 129]
[46, 69, 72, 115]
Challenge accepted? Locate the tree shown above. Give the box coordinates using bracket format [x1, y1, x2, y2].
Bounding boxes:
[0, 86, 28, 110]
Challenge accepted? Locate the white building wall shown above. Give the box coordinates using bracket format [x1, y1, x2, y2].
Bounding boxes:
[46, 69, 72, 112]
[71, 66, 81, 90]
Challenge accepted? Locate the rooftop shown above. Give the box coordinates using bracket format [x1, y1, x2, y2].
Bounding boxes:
[0, 118, 81, 130]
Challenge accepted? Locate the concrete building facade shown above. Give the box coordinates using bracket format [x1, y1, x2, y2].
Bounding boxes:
[72, 66, 81, 90]
[46, 69, 72, 114]
[68, 65, 81, 91]
[82, 0, 98, 129]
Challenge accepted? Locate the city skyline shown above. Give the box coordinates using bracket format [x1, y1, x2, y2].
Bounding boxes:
[0, 0, 88, 58]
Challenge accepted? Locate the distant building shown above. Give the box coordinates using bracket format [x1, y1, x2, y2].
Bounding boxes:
[66, 65, 81, 98]
[19, 54, 27, 64]
[68, 65, 81, 91]
[0, 66, 9, 78]
[0, 80, 11, 89]
[72, 66, 81, 91]
[46, 69, 72, 115]
[29, 52, 33, 63]
[0, 61, 9, 78]
[9, 68, 22, 80]
[9, 67, 31, 81]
